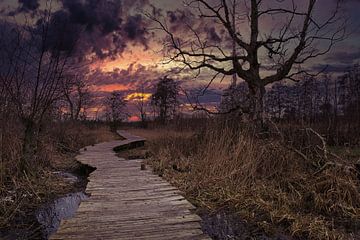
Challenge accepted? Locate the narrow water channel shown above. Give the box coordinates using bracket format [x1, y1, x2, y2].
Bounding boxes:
[36, 192, 88, 239]
[0, 171, 89, 240]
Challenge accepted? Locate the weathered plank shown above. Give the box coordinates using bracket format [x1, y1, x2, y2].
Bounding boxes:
[50, 130, 210, 239]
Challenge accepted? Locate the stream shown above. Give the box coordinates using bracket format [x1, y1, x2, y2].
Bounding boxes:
[35, 191, 88, 239]
[0, 171, 89, 240]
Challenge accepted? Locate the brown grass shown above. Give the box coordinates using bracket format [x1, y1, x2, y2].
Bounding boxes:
[129, 121, 360, 240]
[0, 122, 117, 231]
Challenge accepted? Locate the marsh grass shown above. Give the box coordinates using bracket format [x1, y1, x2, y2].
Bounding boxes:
[0, 122, 116, 232]
[131, 120, 360, 239]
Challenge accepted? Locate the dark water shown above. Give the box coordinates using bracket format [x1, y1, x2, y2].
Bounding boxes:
[199, 210, 293, 240]
[0, 171, 88, 240]
[35, 192, 88, 238]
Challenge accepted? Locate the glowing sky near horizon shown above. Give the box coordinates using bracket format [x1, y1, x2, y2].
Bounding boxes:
[1, 0, 360, 121]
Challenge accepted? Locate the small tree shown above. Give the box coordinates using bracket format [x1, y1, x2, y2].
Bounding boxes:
[105, 91, 127, 131]
[151, 77, 179, 123]
[135, 86, 149, 127]
[219, 82, 250, 118]
[62, 74, 93, 120]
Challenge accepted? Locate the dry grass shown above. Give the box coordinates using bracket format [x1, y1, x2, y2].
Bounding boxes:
[130, 121, 360, 240]
[0, 122, 117, 231]
[128, 128, 194, 141]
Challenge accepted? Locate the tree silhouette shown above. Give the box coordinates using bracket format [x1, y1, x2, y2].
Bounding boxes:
[149, 0, 346, 125]
[151, 77, 179, 123]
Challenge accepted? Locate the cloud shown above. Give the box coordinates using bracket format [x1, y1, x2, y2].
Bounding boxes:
[123, 14, 149, 49]
[205, 27, 222, 43]
[60, 0, 123, 34]
[6, 0, 151, 60]
[88, 63, 162, 91]
[325, 49, 360, 64]
[54, 0, 150, 59]
[311, 63, 352, 73]
[18, 0, 40, 12]
[41, 10, 81, 53]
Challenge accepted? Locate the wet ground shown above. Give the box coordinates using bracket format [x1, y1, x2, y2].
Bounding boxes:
[199, 209, 293, 240]
[36, 191, 88, 238]
[0, 168, 91, 240]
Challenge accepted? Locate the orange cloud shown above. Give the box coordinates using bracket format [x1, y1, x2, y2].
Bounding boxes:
[125, 92, 152, 102]
[92, 84, 130, 92]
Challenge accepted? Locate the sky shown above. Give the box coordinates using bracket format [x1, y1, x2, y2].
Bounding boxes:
[1, 0, 360, 121]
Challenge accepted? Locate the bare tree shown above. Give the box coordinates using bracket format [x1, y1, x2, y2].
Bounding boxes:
[148, 0, 346, 125]
[0, 6, 78, 171]
[220, 82, 249, 118]
[265, 82, 290, 120]
[62, 73, 93, 120]
[105, 91, 128, 130]
[135, 86, 149, 126]
[151, 76, 179, 124]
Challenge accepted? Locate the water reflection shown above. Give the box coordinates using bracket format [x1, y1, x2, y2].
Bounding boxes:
[36, 192, 88, 238]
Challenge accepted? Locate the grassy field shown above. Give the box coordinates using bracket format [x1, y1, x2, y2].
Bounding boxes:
[128, 121, 360, 240]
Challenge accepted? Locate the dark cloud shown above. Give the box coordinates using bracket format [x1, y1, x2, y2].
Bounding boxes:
[42, 10, 81, 53]
[5, 0, 150, 60]
[61, 0, 123, 35]
[206, 27, 221, 43]
[192, 89, 222, 104]
[59, 0, 150, 59]
[166, 9, 194, 32]
[18, 0, 39, 12]
[311, 63, 352, 73]
[123, 14, 148, 48]
[325, 50, 360, 64]
[6, 0, 40, 15]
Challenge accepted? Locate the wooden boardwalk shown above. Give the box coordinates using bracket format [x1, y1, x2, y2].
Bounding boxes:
[51, 131, 210, 240]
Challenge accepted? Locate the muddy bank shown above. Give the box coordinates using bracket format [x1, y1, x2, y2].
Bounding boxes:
[0, 162, 94, 240]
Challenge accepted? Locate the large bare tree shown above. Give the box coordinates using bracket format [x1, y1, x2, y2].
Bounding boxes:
[148, 0, 346, 124]
[0, 5, 78, 171]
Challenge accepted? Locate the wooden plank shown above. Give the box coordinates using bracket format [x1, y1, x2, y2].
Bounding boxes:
[50, 131, 210, 240]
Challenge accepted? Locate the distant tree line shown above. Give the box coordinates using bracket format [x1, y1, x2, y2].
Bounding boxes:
[220, 64, 360, 144]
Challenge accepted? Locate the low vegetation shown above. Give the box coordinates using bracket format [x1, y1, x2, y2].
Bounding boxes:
[130, 119, 360, 240]
[0, 121, 117, 236]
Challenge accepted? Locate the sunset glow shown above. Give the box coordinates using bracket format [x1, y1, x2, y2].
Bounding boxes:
[92, 84, 130, 93]
[93, 45, 162, 73]
[125, 93, 152, 102]
[128, 115, 140, 122]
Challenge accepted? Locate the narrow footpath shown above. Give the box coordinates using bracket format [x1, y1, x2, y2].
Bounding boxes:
[51, 130, 210, 240]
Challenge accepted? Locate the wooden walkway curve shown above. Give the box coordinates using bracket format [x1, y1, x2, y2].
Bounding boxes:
[51, 131, 210, 240]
